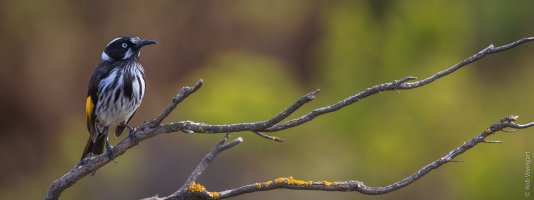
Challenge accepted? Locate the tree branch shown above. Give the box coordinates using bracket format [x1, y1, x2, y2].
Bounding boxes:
[45, 37, 534, 200]
[147, 79, 204, 128]
[149, 37, 534, 134]
[151, 116, 533, 199]
[44, 82, 206, 200]
[180, 133, 243, 192]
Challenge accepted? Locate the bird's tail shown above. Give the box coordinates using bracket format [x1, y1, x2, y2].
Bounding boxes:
[80, 135, 105, 161]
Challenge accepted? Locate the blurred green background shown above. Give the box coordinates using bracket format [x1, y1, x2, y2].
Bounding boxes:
[1, 0, 533, 199]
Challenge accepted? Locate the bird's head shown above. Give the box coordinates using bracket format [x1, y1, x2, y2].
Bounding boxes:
[101, 36, 157, 61]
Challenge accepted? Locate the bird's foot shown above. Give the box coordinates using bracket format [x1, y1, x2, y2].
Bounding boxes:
[127, 126, 138, 143]
[105, 143, 117, 163]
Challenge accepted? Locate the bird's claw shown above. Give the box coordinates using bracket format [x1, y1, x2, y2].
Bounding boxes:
[127, 126, 138, 143]
[105, 143, 117, 163]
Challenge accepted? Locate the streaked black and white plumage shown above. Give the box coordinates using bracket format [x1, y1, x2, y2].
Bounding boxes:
[82, 36, 156, 161]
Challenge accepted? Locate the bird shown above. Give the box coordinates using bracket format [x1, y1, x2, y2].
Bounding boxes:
[81, 36, 156, 161]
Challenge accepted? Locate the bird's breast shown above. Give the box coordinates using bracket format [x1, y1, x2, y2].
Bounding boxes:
[95, 63, 145, 127]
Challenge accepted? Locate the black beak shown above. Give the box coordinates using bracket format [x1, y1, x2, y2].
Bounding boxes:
[136, 39, 157, 48]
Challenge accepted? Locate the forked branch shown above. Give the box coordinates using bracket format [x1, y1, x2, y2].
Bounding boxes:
[151, 116, 532, 200]
[45, 37, 534, 200]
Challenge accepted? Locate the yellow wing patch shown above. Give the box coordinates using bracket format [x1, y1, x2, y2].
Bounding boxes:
[86, 96, 94, 123]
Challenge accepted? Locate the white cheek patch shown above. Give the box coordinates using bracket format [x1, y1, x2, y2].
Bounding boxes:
[102, 51, 112, 61]
[122, 48, 134, 60]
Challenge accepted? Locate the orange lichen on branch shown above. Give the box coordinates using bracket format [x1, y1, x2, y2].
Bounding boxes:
[188, 182, 206, 193]
[265, 181, 273, 187]
[274, 177, 287, 184]
[322, 181, 337, 187]
[208, 191, 219, 199]
[274, 176, 313, 186]
[255, 183, 262, 189]
[287, 177, 313, 186]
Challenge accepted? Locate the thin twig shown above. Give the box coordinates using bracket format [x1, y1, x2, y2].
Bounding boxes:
[481, 140, 503, 143]
[509, 121, 534, 129]
[178, 133, 243, 193]
[487, 36, 534, 53]
[147, 79, 204, 127]
[252, 131, 285, 142]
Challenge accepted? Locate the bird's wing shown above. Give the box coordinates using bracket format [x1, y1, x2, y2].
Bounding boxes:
[86, 62, 113, 142]
[86, 74, 99, 143]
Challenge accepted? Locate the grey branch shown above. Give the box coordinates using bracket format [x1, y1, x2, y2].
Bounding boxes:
[152, 116, 533, 200]
[147, 79, 204, 127]
[181, 133, 243, 191]
[45, 37, 534, 200]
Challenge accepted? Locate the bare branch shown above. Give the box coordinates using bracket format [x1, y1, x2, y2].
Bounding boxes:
[481, 140, 503, 143]
[45, 37, 534, 200]
[252, 131, 285, 142]
[44, 81, 205, 200]
[157, 116, 532, 199]
[149, 37, 534, 133]
[487, 36, 534, 53]
[509, 121, 534, 129]
[180, 133, 243, 192]
[141, 133, 243, 200]
[147, 79, 204, 127]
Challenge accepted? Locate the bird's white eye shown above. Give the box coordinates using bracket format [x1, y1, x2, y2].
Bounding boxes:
[121, 43, 128, 48]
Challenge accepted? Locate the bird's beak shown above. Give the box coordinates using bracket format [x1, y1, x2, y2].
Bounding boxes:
[136, 39, 157, 48]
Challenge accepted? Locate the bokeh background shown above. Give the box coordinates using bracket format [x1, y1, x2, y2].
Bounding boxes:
[1, 0, 533, 199]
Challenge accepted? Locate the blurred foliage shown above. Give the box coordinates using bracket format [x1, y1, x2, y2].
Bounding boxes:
[0, 0, 533, 199]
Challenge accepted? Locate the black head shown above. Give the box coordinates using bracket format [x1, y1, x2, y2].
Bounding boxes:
[101, 36, 157, 61]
